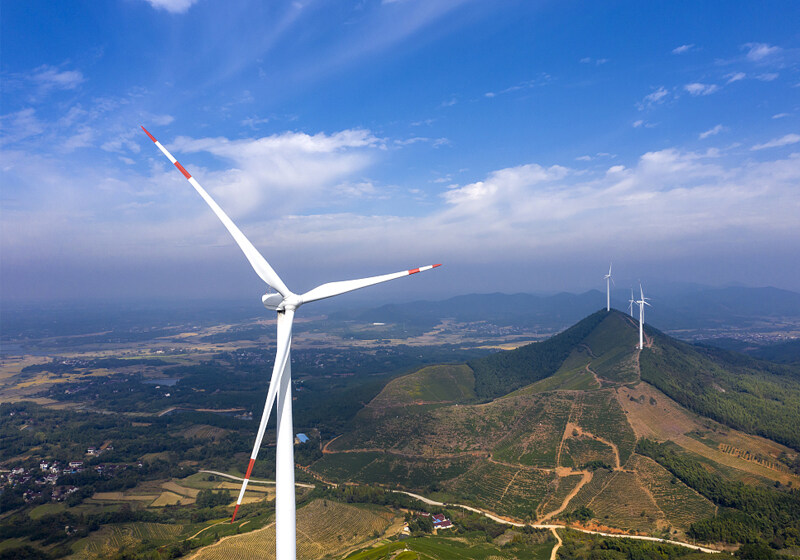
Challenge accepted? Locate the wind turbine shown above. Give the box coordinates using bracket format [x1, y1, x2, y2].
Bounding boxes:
[604, 263, 614, 312]
[635, 284, 652, 350]
[142, 126, 440, 560]
[628, 288, 635, 317]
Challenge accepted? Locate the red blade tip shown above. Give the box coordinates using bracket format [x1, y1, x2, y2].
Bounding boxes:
[141, 126, 157, 143]
[231, 504, 240, 523]
[433, 264, 442, 268]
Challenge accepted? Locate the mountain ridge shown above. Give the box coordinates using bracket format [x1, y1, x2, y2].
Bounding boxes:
[310, 309, 800, 547]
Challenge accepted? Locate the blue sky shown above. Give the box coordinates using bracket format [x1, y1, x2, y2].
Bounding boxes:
[2, 0, 799, 304]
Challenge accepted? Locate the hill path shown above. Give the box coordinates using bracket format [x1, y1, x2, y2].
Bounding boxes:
[538, 469, 592, 522]
[549, 527, 563, 560]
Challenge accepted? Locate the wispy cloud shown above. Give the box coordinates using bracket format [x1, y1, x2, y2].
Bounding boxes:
[699, 124, 725, 139]
[31, 65, 84, 92]
[751, 133, 800, 150]
[772, 113, 790, 119]
[638, 86, 669, 109]
[726, 72, 746, 84]
[394, 136, 449, 147]
[672, 44, 694, 54]
[579, 57, 608, 65]
[757, 73, 779, 81]
[684, 82, 718, 96]
[743, 42, 781, 61]
[484, 75, 551, 99]
[141, 0, 199, 14]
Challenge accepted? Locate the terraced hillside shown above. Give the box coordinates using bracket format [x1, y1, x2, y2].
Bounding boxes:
[312, 309, 800, 543]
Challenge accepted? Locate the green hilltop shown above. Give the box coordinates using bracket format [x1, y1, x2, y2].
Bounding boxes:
[311, 309, 800, 550]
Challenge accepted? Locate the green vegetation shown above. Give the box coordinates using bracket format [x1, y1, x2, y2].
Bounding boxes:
[637, 439, 800, 546]
[640, 332, 800, 450]
[557, 528, 729, 560]
[468, 309, 608, 400]
[370, 364, 476, 407]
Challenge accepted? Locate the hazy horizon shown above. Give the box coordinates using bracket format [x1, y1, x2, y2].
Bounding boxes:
[3, 1, 799, 304]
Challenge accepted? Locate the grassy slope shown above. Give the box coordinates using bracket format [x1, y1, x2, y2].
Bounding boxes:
[640, 328, 800, 450]
[369, 364, 475, 408]
[314, 309, 796, 538]
[468, 309, 608, 400]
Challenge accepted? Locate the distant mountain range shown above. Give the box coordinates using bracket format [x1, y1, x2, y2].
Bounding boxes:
[331, 285, 800, 334]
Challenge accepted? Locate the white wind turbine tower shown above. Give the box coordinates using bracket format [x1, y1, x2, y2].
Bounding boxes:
[628, 288, 635, 317]
[635, 284, 652, 350]
[604, 263, 614, 311]
[142, 127, 440, 560]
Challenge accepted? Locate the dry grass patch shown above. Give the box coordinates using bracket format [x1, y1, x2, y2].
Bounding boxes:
[189, 499, 396, 560]
[151, 491, 194, 507]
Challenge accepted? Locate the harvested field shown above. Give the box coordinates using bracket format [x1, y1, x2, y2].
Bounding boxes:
[151, 491, 193, 506]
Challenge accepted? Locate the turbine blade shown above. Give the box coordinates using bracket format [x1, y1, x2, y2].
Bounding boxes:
[231, 309, 294, 522]
[300, 264, 441, 305]
[142, 126, 290, 297]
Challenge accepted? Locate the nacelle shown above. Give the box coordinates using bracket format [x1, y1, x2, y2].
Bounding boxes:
[262, 292, 284, 311]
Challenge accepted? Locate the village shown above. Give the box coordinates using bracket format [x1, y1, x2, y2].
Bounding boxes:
[0, 442, 130, 506]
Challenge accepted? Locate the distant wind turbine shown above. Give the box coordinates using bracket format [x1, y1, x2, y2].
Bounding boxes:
[628, 288, 635, 317]
[635, 284, 652, 350]
[604, 263, 614, 311]
[142, 126, 441, 560]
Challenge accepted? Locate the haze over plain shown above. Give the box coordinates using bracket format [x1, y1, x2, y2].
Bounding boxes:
[2, 1, 799, 303]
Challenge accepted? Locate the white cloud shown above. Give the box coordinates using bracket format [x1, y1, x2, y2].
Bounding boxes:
[633, 120, 644, 128]
[757, 73, 779, 82]
[580, 57, 608, 65]
[751, 134, 800, 150]
[0, 108, 44, 146]
[31, 65, 84, 92]
[167, 129, 382, 215]
[151, 114, 175, 126]
[576, 155, 592, 161]
[684, 83, 718, 96]
[726, 72, 746, 84]
[743, 42, 781, 61]
[142, 0, 199, 14]
[699, 124, 725, 139]
[672, 44, 694, 54]
[639, 86, 669, 109]
[772, 113, 790, 119]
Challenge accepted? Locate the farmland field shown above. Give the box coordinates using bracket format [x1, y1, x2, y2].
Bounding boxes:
[189, 499, 397, 560]
[71, 522, 185, 560]
[630, 454, 716, 533]
[445, 461, 554, 520]
[582, 470, 663, 532]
